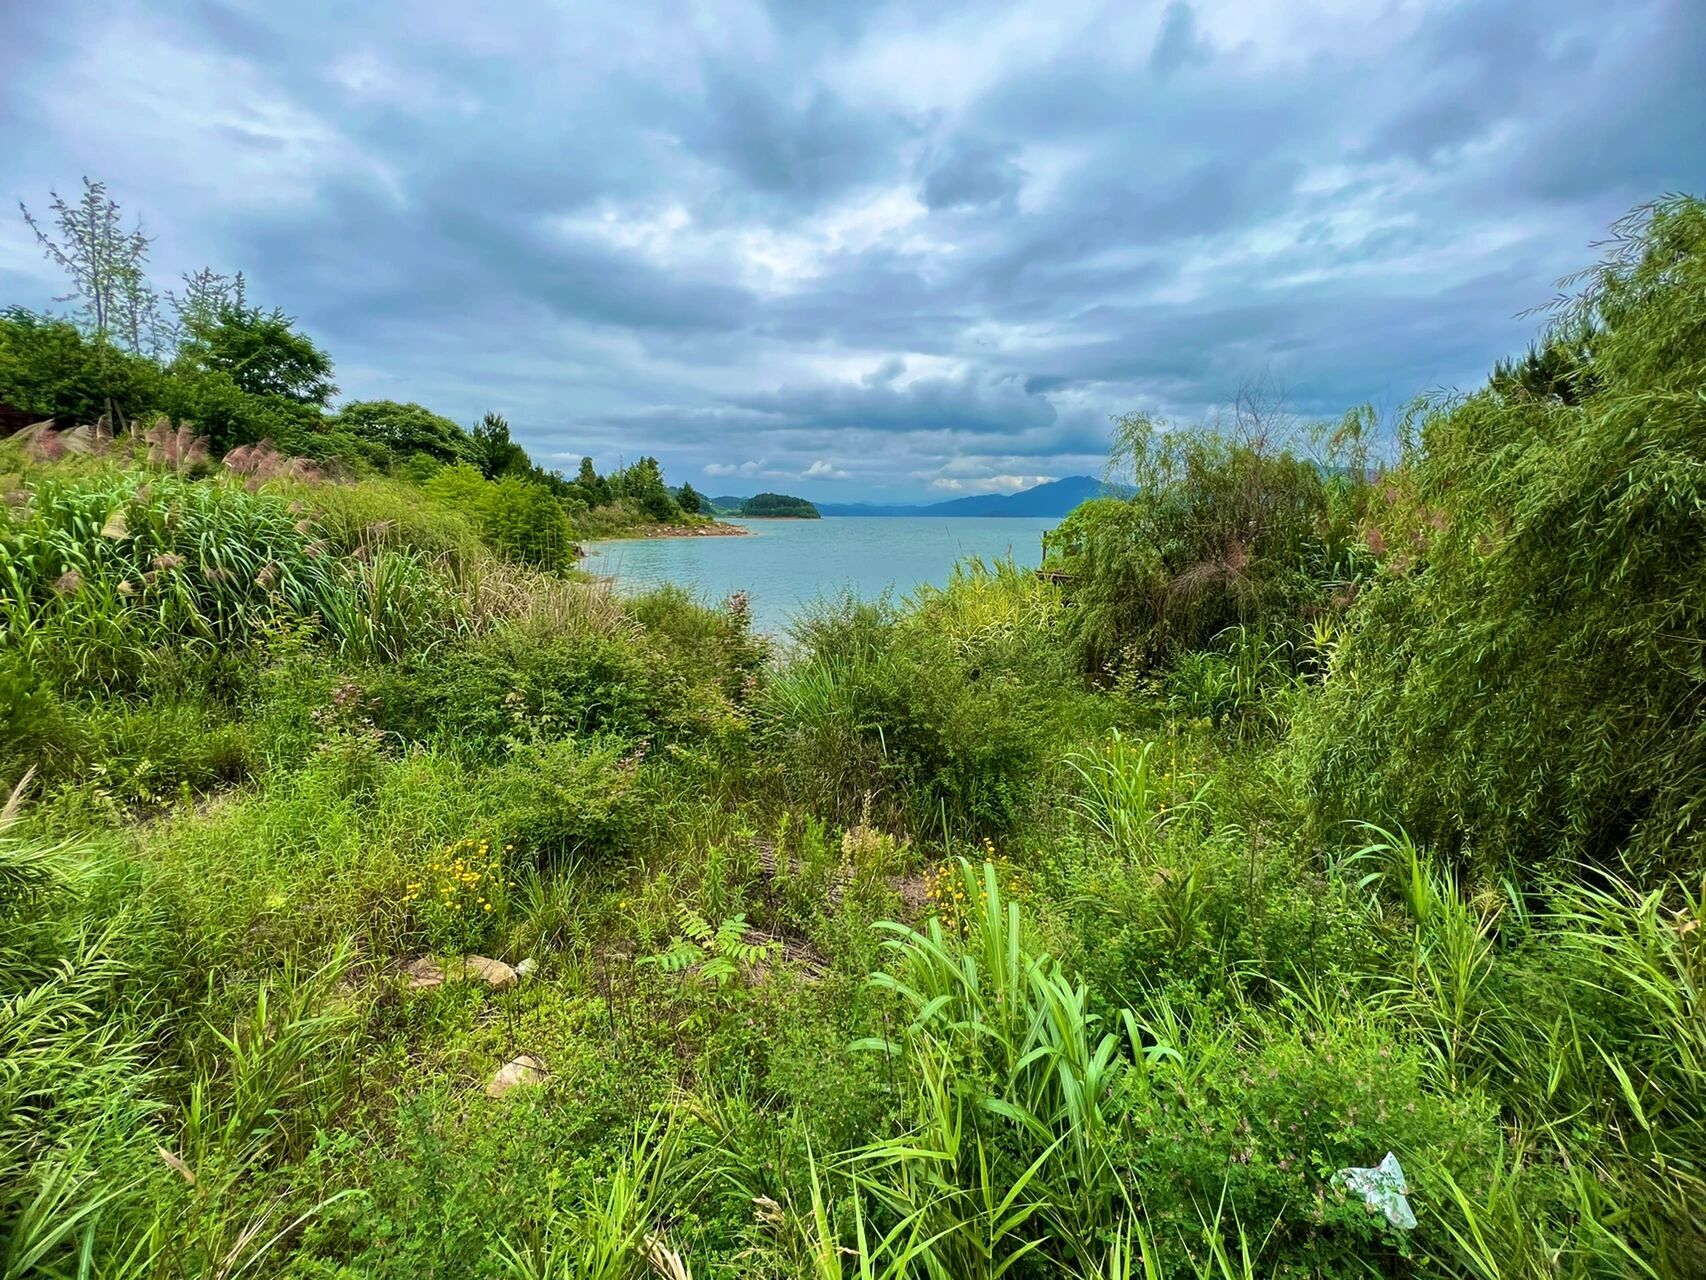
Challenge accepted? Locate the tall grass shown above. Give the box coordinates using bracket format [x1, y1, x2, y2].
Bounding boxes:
[1, 471, 461, 688]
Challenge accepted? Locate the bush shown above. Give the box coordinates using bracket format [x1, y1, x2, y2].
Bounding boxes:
[482, 475, 575, 570]
[1296, 196, 1706, 874]
[0, 471, 462, 691]
[1114, 989, 1498, 1274]
[0, 308, 164, 427]
[1044, 410, 1373, 675]
[156, 365, 326, 454]
[760, 564, 1083, 834]
[368, 602, 754, 764]
[338, 400, 473, 466]
[422, 464, 576, 570]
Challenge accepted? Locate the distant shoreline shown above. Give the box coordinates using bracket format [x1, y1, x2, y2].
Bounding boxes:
[584, 520, 750, 542]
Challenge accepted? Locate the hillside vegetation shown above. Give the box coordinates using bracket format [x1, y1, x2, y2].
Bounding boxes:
[1, 181, 718, 552]
[2, 196, 1704, 1279]
[707, 492, 822, 518]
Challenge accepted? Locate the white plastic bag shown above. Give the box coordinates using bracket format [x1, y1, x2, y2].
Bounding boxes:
[1334, 1152, 1417, 1230]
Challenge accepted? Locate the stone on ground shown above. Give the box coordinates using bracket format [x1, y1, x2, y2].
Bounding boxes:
[486, 1053, 547, 1098]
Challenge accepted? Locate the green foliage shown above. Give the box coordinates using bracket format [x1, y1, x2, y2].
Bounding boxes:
[471, 410, 530, 479]
[1297, 195, 1706, 873]
[0, 471, 461, 691]
[1043, 409, 1371, 675]
[6, 190, 1706, 1280]
[174, 301, 336, 407]
[0, 308, 163, 426]
[21, 177, 162, 359]
[761, 564, 1082, 834]
[643, 908, 780, 987]
[420, 463, 575, 570]
[743, 492, 821, 518]
[155, 361, 328, 454]
[612, 456, 681, 523]
[368, 622, 737, 761]
[484, 474, 576, 569]
[338, 399, 474, 466]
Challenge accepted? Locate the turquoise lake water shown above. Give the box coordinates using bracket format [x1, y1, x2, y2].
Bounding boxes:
[582, 516, 1059, 634]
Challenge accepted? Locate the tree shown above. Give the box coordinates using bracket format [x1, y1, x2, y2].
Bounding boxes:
[19, 178, 164, 429]
[677, 481, 703, 515]
[471, 410, 531, 479]
[166, 268, 246, 342]
[175, 302, 336, 405]
[0, 308, 160, 427]
[1043, 408, 1345, 671]
[482, 475, 576, 570]
[337, 400, 473, 465]
[573, 456, 612, 507]
[156, 364, 324, 455]
[1299, 195, 1706, 872]
[616, 455, 680, 522]
[741, 492, 819, 518]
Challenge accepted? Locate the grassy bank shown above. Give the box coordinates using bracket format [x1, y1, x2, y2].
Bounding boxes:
[3, 197, 1704, 1279]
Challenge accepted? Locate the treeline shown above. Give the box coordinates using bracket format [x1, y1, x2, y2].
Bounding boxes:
[0, 179, 708, 559]
[742, 492, 819, 517]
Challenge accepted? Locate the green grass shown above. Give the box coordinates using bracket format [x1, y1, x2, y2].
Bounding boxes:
[4, 196, 1706, 1277]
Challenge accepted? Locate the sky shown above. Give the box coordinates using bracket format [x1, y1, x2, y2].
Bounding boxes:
[2, 1, 1701, 502]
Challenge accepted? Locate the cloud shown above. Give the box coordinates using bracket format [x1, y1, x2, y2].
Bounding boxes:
[1148, 2, 1210, 75]
[931, 473, 1054, 492]
[1, 0, 1699, 502]
[705, 459, 767, 477]
[920, 137, 1025, 210]
[732, 362, 1058, 435]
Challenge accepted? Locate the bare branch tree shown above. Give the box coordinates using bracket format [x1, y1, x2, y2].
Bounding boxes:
[19, 178, 164, 431]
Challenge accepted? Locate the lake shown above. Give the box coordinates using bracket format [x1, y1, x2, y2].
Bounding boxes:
[582, 516, 1059, 634]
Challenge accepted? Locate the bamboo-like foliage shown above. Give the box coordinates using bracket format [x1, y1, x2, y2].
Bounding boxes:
[1300, 196, 1706, 874]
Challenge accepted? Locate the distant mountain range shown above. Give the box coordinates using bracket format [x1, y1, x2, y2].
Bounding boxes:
[812, 474, 1125, 517]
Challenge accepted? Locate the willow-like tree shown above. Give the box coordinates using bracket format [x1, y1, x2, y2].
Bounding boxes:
[20, 178, 163, 430]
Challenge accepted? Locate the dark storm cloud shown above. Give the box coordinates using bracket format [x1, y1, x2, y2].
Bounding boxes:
[680, 71, 917, 202]
[1, 0, 1700, 500]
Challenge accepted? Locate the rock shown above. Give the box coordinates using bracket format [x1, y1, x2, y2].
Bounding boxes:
[515, 957, 537, 979]
[403, 957, 445, 989]
[402, 954, 517, 990]
[460, 955, 517, 989]
[486, 1053, 547, 1098]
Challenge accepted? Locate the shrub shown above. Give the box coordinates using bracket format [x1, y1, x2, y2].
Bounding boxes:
[367, 629, 661, 758]
[0, 308, 165, 427]
[760, 565, 1082, 834]
[481, 474, 575, 570]
[337, 400, 473, 466]
[422, 464, 576, 570]
[1043, 408, 1374, 676]
[0, 471, 462, 690]
[1296, 196, 1706, 873]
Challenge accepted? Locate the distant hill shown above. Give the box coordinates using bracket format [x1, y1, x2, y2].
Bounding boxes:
[816, 474, 1125, 517]
[706, 492, 821, 518]
[743, 492, 820, 518]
